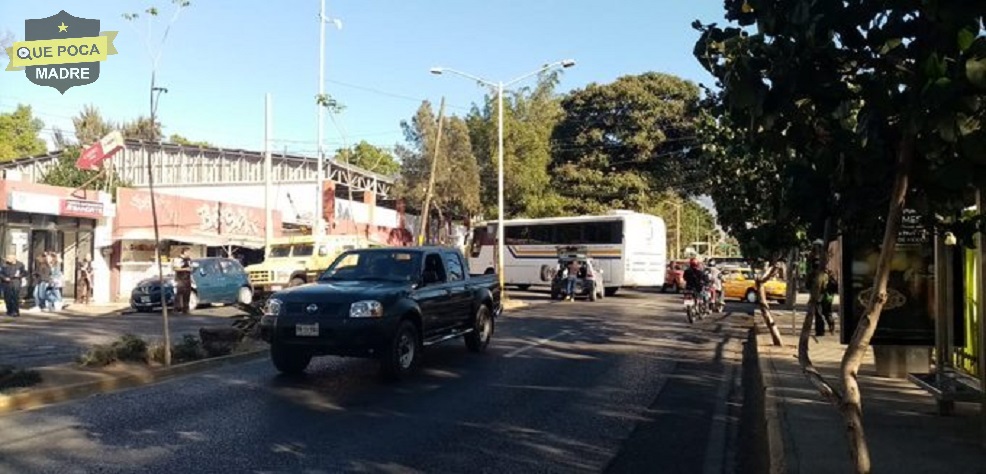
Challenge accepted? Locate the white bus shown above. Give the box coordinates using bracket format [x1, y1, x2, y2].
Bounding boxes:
[464, 210, 667, 296]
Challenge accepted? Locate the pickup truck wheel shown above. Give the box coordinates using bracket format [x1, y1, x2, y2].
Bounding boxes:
[271, 343, 312, 375]
[381, 320, 420, 380]
[465, 305, 494, 353]
[590, 287, 599, 302]
[288, 277, 305, 287]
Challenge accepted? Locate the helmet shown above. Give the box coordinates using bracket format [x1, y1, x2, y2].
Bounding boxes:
[689, 257, 699, 269]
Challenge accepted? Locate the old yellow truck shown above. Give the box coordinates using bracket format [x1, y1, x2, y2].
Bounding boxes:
[245, 235, 374, 296]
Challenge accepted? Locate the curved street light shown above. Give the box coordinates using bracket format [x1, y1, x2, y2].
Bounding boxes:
[430, 59, 576, 299]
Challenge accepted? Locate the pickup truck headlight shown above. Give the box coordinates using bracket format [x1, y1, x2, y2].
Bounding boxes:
[350, 300, 383, 318]
[265, 298, 283, 316]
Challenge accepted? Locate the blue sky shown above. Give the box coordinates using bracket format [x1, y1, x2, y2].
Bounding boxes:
[0, 1, 725, 157]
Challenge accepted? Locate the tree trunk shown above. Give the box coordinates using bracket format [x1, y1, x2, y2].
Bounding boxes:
[757, 264, 784, 346]
[839, 135, 915, 474]
[799, 218, 842, 404]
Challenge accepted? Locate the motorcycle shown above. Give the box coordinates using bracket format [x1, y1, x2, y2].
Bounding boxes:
[683, 290, 698, 324]
[684, 289, 709, 323]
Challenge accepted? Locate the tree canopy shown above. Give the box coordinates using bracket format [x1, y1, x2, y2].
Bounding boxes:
[336, 140, 400, 176]
[549, 72, 702, 215]
[168, 133, 211, 147]
[466, 72, 566, 219]
[395, 101, 482, 221]
[0, 105, 48, 161]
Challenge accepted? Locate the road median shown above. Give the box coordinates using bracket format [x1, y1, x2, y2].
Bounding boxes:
[0, 345, 268, 415]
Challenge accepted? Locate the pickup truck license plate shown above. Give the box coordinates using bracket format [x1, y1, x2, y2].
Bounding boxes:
[140, 296, 150, 303]
[271, 285, 283, 291]
[295, 323, 319, 337]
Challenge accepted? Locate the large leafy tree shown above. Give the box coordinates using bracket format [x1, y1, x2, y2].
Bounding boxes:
[0, 105, 48, 161]
[695, 1, 986, 472]
[550, 72, 701, 214]
[73, 104, 115, 145]
[396, 101, 481, 238]
[121, 116, 162, 142]
[466, 72, 567, 218]
[336, 140, 400, 176]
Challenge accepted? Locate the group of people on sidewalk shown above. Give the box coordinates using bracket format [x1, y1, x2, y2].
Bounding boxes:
[0, 252, 93, 318]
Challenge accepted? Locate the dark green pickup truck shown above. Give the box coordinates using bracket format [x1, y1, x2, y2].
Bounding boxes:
[259, 246, 502, 379]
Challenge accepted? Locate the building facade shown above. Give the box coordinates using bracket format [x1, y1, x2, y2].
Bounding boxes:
[0, 178, 115, 304]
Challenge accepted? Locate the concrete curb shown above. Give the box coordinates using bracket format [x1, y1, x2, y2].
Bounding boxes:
[752, 323, 789, 474]
[0, 348, 269, 415]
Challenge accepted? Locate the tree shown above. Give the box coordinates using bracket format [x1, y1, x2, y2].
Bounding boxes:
[336, 140, 400, 176]
[168, 133, 211, 147]
[466, 72, 567, 218]
[396, 101, 481, 240]
[694, 2, 986, 472]
[123, 0, 192, 368]
[549, 72, 701, 215]
[73, 104, 115, 145]
[0, 105, 48, 161]
[121, 116, 162, 142]
[40, 146, 129, 198]
[0, 29, 13, 57]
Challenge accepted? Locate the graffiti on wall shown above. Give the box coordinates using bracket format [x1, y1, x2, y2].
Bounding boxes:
[196, 204, 262, 237]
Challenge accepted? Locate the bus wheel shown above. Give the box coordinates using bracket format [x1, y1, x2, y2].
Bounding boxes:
[604, 287, 619, 297]
[484, 267, 495, 275]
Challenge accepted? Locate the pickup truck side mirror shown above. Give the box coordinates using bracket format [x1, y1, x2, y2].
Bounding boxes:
[421, 271, 440, 285]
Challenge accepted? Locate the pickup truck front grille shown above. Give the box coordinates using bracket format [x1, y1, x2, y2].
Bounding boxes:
[285, 302, 343, 318]
[249, 271, 271, 284]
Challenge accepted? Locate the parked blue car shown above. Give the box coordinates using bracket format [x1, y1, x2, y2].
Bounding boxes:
[130, 257, 254, 313]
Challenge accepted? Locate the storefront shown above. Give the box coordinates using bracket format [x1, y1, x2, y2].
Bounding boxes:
[112, 187, 282, 300]
[0, 180, 115, 303]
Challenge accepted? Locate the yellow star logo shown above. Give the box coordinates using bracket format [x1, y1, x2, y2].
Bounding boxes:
[57, 22, 68, 32]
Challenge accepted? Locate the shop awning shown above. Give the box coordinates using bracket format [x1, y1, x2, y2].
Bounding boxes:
[116, 229, 266, 250]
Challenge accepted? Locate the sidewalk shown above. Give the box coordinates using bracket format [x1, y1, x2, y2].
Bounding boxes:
[0, 303, 243, 370]
[756, 301, 986, 473]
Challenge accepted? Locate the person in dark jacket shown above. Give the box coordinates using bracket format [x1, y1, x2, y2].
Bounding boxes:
[172, 248, 193, 314]
[1, 254, 27, 317]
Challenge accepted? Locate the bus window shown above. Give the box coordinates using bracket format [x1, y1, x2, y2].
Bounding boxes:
[557, 223, 580, 244]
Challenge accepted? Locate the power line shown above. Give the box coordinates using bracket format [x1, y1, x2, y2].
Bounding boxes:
[324, 79, 473, 111]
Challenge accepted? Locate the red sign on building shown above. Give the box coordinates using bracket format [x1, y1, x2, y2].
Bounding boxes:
[60, 199, 105, 218]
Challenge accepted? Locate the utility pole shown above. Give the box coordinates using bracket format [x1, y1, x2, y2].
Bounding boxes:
[675, 199, 681, 260]
[265, 93, 274, 247]
[418, 97, 446, 246]
[314, 0, 327, 239]
[148, 71, 171, 367]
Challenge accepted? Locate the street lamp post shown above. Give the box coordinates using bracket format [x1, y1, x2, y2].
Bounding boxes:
[430, 60, 576, 299]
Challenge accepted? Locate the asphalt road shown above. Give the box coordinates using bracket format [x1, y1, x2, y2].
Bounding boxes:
[0, 304, 246, 368]
[0, 288, 749, 474]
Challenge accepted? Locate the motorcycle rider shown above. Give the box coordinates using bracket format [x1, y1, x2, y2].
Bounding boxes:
[684, 258, 710, 307]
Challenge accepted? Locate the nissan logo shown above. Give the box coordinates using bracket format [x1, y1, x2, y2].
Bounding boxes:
[306, 304, 318, 314]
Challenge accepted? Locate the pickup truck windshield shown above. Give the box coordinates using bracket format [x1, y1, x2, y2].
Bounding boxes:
[318, 250, 422, 282]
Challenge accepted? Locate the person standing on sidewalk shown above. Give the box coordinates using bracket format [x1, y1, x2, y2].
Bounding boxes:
[46, 253, 65, 311]
[31, 254, 51, 312]
[77, 256, 93, 304]
[819, 268, 838, 335]
[172, 248, 193, 314]
[1, 255, 27, 317]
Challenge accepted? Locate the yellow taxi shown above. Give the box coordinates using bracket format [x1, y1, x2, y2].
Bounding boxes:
[721, 267, 787, 304]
